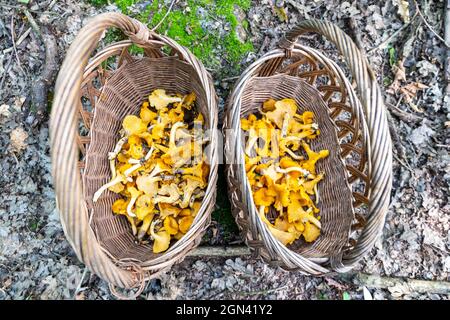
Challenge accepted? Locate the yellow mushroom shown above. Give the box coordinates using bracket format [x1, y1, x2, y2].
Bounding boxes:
[149, 89, 182, 110]
[149, 221, 171, 253]
[112, 198, 128, 215]
[164, 216, 179, 235]
[191, 201, 202, 217]
[240, 114, 257, 131]
[258, 206, 299, 245]
[264, 99, 297, 129]
[140, 105, 158, 123]
[123, 115, 147, 136]
[137, 214, 154, 240]
[302, 221, 321, 242]
[126, 186, 142, 217]
[301, 141, 329, 175]
[93, 173, 127, 202]
[262, 98, 276, 112]
[136, 174, 161, 198]
[178, 216, 194, 234]
[153, 183, 180, 204]
[253, 187, 276, 207]
[135, 194, 154, 220]
[159, 203, 182, 219]
[179, 177, 201, 208]
[302, 174, 324, 195]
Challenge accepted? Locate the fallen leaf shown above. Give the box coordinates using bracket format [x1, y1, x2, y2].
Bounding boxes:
[0, 104, 11, 119]
[399, 82, 429, 112]
[9, 127, 28, 154]
[274, 6, 288, 22]
[393, 0, 410, 23]
[325, 277, 347, 290]
[387, 59, 406, 94]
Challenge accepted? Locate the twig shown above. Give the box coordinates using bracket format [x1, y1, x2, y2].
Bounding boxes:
[234, 284, 290, 296]
[349, 273, 450, 295]
[73, 267, 89, 299]
[386, 100, 422, 124]
[151, 0, 177, 32]
[26, 21, 58, 127]
[413, 0, 450, 48]
[23, 9, 41, 39]
[10, 16, 25, 75]
[3, 27, 31, 54]
[392, 152, 414, 173]
[445, 0, 450, 94]
[188, 246, 251, 257]
[367, 13, 419, 54]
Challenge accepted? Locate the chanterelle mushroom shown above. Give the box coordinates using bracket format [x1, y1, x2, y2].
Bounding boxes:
[105, 89, 207, 254]
[242, 97, 329, 247]
[153, 183, 180, 204]
[149, 89, 182, 110]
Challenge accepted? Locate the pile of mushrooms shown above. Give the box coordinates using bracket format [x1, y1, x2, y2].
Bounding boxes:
[241, 98, 329, 245]
[93, 89, 209, 253]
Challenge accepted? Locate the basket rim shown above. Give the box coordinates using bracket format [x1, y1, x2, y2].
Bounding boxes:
[50, 12, 219, 289]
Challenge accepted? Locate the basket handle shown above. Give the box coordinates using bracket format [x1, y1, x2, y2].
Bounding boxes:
[50, 13, 154, 288]
[279, 20, 393, 270]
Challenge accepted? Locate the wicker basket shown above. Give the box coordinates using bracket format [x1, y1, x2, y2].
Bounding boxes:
[224, 20, 392, 275]
[50, 13, 218, 294]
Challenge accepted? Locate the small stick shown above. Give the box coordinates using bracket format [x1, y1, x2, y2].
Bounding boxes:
[368, 12, 419, 54]
[445, 0, 450, 94]
[413, 0, 450, 48]
[10, 16, 25, 74]
[188, 246, 251, 257]
[349, 273, 450, 295]
[3, 27, 31, 54]
[23, 9, 41, 38]
[23, 9, 59, 127]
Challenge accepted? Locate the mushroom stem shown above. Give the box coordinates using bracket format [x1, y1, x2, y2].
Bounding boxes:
[283, 147, 304, 160]
[93, 175, 124, 202]
[276, 165, 312, 178]
[245, 136, 258, 157]
[126, 197, 138, 217]
[108, 137, 128, 160]
[281, 113, 290, 137]
[109, 159, 116, 179]
[144, 146, 155, 161]
[124, 163, 142, 177]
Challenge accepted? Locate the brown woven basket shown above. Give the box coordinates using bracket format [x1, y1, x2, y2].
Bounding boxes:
[224, 20, 392, 275]
[50, 13, 218, 294]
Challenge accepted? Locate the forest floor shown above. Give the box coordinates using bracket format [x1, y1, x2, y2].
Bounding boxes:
[0, 0, 449, 300]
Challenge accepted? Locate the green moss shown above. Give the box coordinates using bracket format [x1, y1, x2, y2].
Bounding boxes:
[86, 0, 109, 7]
[94, 0, 254, 73]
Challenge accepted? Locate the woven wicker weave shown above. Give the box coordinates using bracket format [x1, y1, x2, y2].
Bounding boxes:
[50, 13, 218, 294]
[224, 20, 392, 275]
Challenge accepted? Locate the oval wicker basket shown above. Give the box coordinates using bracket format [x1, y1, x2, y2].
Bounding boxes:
[50, 13, 218, 294]
[224, 20, 392, 275]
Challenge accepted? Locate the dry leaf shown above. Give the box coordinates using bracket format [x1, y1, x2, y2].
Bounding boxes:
[445, 121, 450, 128]
[274, 6, 288, 22]
[399, 82, 429, 113]
[393, 0, 410, 23]
[387, 59, 406, 94]
[325, 278, 347, 290]
[9, 127, 28, 154]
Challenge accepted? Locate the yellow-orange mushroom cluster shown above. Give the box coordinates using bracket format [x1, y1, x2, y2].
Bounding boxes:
[94, 89, 209, 253]
[241, 98, 329, 246]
